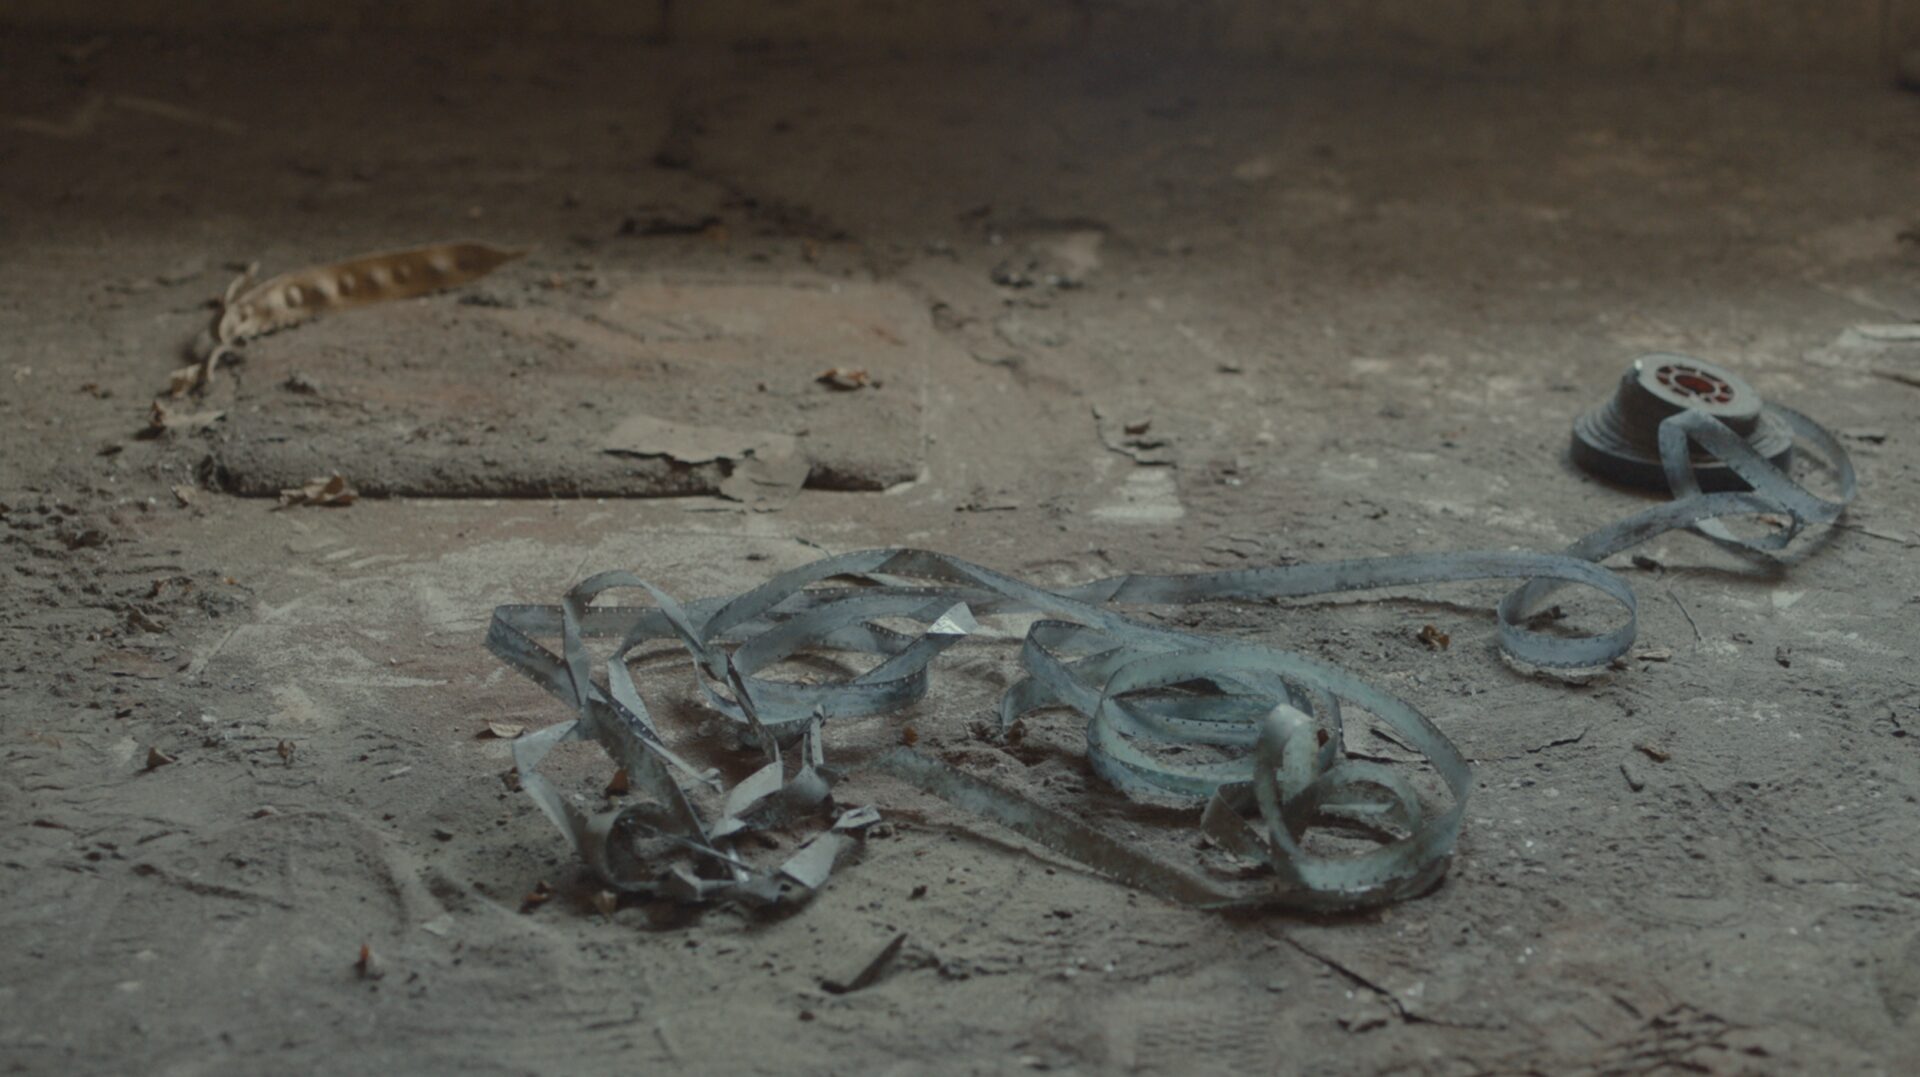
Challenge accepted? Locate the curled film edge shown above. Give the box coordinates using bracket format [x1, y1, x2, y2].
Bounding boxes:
[486, 356, 1857, 913]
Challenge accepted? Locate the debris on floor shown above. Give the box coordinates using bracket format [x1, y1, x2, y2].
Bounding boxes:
[1094, 406, 1175, 465]
[200, 279, 931, 498]
[142, 399, 224, 436]
[816, 367, 875, 390]
[603, 413, 809, 504]
[822, 933, 909, 994]
[353, 943, 384, 981]
[990, 228, 1105, 289]
[488, 375, 1852, 913]
[173, 241, 524, 398]
[276, 473, 358, 508]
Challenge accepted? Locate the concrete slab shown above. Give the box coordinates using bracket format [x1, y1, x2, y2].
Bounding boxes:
[211, 277, 931, 497]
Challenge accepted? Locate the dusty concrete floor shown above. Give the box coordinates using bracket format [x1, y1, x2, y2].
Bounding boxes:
[4, 31, 1920, 1076]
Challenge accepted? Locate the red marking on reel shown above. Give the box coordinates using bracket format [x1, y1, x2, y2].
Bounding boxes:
[1653, 362, 1736, 405]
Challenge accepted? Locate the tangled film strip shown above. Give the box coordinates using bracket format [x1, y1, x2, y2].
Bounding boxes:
[486, 366, 1856, 914]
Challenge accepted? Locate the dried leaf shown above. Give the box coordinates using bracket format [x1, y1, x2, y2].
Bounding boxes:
[144, 399, 225, 435]
[215, 242, 525, 345]
[1416, 624, 1451, 651]
[520, 880, 554, 913]
[816, 367, 874, 391]
[1634, 743, 1672, 763]
[354, 943, 384, 980]
[168, 357, 215, 397]
[276, 740, 295, 765]
[603, 767, 630, 797]
[144, 746, 175, 771]
[277, 474, 358, 508]
[591, 890, 618, 919]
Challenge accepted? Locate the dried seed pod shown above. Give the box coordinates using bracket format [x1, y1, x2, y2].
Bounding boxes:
[214, 242, 524, 344]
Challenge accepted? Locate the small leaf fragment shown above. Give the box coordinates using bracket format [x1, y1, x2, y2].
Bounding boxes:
[603, 767, 630, 797]
[520, 880, 554, 913]
[277, 474, 358, 508]
[816, 367, 874, 391]
[144, 399, 225, 435]
[354, 943, 384, 980]
[167, 356, 220, 398]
